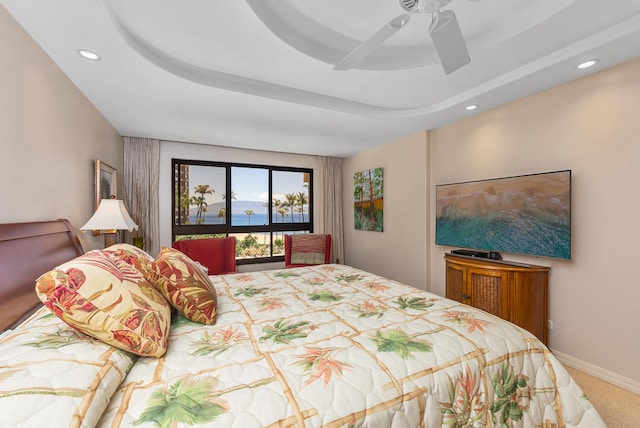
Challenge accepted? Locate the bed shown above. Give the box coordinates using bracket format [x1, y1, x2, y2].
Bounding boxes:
[0, 220, 605, 427]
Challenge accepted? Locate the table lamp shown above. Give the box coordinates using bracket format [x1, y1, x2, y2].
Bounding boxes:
[81, 198, 138, 247]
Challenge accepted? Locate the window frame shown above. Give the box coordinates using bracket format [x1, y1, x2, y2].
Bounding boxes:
[171, 158, 314, 264]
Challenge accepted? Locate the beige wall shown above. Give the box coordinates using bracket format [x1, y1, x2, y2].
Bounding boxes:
[343, 133, 429, 289]
[0, 6, 123, 250]
[428, 58, 640, 389]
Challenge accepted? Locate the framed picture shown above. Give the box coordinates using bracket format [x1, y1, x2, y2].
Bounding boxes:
[95, 160, 117, 210]
[353, 167, 384, 232]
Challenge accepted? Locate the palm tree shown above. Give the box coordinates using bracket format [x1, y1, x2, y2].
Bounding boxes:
[222, 190, 237, 201]
[272, 198, 281, 223]
[218, 190, 235, 223]
[192, 184, 214, 224]
[369, 168, 383, 225]
[280, 201, 290, 220]
[284, 193, 298, 223]
[276, 207, 289, 241]
[296, 192, 308, 221]
[277, 207, 288, 222]
[190, 196, 206, 224]
[244, 209, 254, 225]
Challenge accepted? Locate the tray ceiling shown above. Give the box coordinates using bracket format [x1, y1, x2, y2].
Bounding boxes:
[3, 0, 640, 156]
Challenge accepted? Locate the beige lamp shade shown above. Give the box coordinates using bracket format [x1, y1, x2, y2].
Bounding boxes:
[81, 199, 138, 232]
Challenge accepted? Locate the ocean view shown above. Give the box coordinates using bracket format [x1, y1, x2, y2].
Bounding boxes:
[189, 212, 308, 226]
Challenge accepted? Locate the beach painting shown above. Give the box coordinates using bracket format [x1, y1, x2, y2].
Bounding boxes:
[354, 167, 383, 232]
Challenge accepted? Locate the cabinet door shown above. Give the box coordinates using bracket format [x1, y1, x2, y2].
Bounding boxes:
[510, 272, 548, 344]
[446, 263, 466, 303]
[467, 268, 510, 319]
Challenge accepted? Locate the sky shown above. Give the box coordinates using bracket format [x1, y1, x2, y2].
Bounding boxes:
[188, 165, 307, 204]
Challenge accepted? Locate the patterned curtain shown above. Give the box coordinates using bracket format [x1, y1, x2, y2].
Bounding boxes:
[317, 156, 344, 264]
[123, 137, 160, 256]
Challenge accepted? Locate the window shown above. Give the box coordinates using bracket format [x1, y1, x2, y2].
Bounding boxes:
[172, 159, 313, 264]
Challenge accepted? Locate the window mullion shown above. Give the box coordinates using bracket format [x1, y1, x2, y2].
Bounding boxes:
[225, 166, 232, 227]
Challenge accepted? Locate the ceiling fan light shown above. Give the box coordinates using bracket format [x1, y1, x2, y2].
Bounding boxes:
[576, 59, 598, 70]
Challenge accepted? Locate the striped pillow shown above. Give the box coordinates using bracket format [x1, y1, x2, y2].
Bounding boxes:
[290, 234, 327, 265]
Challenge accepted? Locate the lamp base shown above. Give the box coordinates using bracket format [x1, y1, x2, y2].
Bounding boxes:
[103, 231, 117, 248]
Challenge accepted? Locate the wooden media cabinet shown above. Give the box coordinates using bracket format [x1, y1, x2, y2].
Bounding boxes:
[445, 254, 549, 345]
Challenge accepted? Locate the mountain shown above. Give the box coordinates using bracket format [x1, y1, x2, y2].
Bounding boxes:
[189, 200, 268, 215]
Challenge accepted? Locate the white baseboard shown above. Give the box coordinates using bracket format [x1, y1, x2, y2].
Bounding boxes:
[552, 349, 640, 395]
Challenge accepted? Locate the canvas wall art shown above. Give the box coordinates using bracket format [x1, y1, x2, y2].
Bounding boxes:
[354, 167, 383, 232]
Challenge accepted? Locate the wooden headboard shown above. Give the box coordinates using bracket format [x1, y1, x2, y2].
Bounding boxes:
[0, 219, 84, 331]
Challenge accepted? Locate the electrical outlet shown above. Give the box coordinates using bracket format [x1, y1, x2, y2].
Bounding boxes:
[548, 320, 553, 330]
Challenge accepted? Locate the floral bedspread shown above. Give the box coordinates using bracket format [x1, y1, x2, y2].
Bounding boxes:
[0, 309, 135, 428]
[1, 264, 605, 427]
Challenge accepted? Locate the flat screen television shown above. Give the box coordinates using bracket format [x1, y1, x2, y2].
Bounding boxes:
[435, 170, 571, 260]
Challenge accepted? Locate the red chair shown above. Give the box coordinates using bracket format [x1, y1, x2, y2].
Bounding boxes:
[284, 233, 331, 268]
[172, 237, 236, 275]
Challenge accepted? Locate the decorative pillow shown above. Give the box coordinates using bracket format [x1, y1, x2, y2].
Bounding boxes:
[150, 247, 218, 325]
[35, 250, 171, 357]
[290, 234, 327, 265]
[291, 252, 326, 265]
[101, 243, 154, 274]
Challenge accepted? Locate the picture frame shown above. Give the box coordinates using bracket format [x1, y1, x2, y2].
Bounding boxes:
[353, 167, 384, 232]
[93, 160, 118, 237]
[95, 160, 117, 210]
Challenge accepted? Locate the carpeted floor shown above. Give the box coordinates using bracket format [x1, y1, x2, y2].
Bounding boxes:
[566, 367, 640, 427]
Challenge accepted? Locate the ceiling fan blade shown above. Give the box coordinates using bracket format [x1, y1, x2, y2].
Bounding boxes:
[334, 13, 412, 71]
[429, 9, 470, 74]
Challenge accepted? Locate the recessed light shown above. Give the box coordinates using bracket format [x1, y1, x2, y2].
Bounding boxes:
[77, 49, 101, 61]
[465, 104, 478, 111]
[576, 59, 598, 70]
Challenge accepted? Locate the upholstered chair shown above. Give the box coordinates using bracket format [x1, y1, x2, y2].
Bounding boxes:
[171, 237, 236, 275]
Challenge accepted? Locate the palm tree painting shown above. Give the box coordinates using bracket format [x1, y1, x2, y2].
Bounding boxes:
[354, 167, 383, 232]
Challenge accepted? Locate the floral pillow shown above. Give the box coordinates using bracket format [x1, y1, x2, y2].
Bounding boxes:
[102, 243, 154, 275]
[150, 247, 218, 325]
[35, 250, 171, 357]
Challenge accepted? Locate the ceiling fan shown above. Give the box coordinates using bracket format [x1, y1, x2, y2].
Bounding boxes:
[334, 0, 473, 74]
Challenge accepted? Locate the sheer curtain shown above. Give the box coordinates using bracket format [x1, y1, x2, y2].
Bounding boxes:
[317, 156, 344, 264]
[123, 137, 160, 256]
